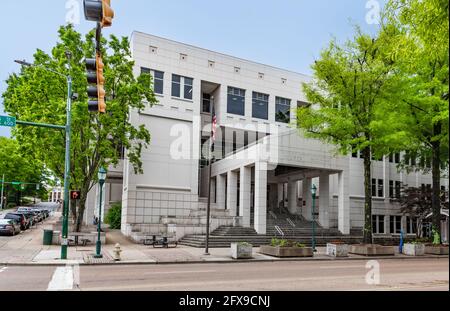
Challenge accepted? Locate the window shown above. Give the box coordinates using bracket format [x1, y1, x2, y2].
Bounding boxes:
[394, 153, 400, 164]
[244, 132, 249, 149]
[252, 92, 269, 120]
[202, 93, 211, 113]
[275, 97, 291, 123]
[227, 87, 245, 116]
[172, 74, 181, 97]
[372, 215, 385, 234]
[172, 74, 193, 100]
[141, 67, 164, 95]
[352, 151, 358, 158]
[390, 216, 402, 234]
[378, 179, 384, 198]
[372, 179, 384, 197]
[389, 181, 394, 198]
[233, 131, 237, 154]
[395, 181, 401, 199]
[407, 217, 417, 234]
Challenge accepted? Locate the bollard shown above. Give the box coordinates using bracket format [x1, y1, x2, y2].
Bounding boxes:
[112, 243, 122, 261]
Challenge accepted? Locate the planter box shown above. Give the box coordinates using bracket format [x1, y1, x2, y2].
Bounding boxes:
[425, 245, 449, 255]
[231, 243, 253, 259]
[326, 243, 349, 257]
[403, 243, 425, 256]
[259, 245, 313, 258]
[349, 244, 395, 256]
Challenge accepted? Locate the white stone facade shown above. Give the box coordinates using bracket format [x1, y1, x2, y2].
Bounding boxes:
[88, 31, 448, 242]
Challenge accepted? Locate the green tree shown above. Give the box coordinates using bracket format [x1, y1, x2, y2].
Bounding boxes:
[382, 0, 449, 240]
[0, 137, 49, 205]
[296, 30, 401, 244]
[2, 25, 157, 231]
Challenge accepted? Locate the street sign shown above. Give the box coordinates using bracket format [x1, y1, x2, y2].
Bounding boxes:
[71, 190, 81, 200]
[0, 116, 16, 127]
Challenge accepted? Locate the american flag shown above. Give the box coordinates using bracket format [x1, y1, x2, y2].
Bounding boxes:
[212, 113, 217, 142]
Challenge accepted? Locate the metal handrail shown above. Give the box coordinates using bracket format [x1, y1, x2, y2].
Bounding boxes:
[274, 225, 284, 237]
[286, 218, 296, 228]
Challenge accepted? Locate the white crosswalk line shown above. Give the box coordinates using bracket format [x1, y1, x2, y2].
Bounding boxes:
[47, 266, 74, 291]
[0, 267, 7, 273]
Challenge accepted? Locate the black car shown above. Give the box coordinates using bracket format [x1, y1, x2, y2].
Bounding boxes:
[4, 213, 28, 230]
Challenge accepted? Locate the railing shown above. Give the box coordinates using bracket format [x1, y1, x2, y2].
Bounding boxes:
[269, 211, 278, 220]
[286, 218, 296, 228]
[274, 225, 285, 237]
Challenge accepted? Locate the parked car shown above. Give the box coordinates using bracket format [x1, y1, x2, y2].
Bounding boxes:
[21, 211, 41, 224]
[0, 219, 21, 236]
[3, 214, 27, 231]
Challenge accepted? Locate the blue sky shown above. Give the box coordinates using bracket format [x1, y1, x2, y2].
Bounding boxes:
[0, 0, 384, 137]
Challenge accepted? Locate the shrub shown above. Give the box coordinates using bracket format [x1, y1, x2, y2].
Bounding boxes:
[105, 202, 121, 229]
[6, 203, 16, 210]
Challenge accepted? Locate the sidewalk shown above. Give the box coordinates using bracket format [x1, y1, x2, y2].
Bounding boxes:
[0, 217, 447, 266]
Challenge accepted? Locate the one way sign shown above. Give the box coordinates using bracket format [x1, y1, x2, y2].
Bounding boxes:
[70, 191, 81, 200]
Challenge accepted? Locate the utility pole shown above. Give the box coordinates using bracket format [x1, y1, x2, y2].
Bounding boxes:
[1, 174, 4, 210]
[61, 51, 73, 260]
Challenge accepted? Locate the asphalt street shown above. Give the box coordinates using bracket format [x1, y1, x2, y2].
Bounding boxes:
[0, 258, 448, 291]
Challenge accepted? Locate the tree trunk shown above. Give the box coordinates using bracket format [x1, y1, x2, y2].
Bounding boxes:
[362, 147, 373, 244]
[75, 194, 88, 232]
[431, 121, 442, 243]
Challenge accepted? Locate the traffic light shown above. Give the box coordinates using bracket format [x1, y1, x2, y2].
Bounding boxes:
[85, 53, 106, 113]
[84, 0, 115, 28]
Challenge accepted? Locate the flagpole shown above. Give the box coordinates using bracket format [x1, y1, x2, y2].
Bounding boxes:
[204, 96, 215, 255]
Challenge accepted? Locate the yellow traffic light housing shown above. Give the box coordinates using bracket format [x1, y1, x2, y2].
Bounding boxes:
[84, 0, 114, 28]
[85, 53, 106, 113]
[101, 0, 114, 28]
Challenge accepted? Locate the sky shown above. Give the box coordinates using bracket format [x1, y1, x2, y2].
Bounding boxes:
[0, 0, 385, 138]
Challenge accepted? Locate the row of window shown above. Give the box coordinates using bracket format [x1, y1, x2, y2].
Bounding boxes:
[226, 87, 291, 123]
[352, 151, 432, 168]
[140, 67, 293, 123]
[371, 179, 403, 198]
[372, 215, 418, 235]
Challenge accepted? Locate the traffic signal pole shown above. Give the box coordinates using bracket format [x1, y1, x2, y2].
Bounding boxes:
[61, 52, 73, 260]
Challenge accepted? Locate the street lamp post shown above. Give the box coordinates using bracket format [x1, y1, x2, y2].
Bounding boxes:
[94, 167, 107, 259]
[15, 51, 73, 260]
[311, 184, 317, 252]
[1, 174, 4, 210]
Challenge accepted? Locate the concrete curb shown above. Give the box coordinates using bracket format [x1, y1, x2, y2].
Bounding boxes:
[1, 254, 447, 267]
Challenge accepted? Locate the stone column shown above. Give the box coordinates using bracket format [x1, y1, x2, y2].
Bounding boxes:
[287, 179, 298, 214]
[338, 170, 350, 234]
[239, 166, 251, 227]
[227, 170, 238, 217]
[302, 178, 312, 221]
[277, 183, 284, 209]
[254, 162, 268, 234]
[216, 174, 226, 209]
[319, 172, 331, 229]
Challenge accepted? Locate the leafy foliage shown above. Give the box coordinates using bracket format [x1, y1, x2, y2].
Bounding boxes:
[0, 137, 50, 205]
[381, 0, 449, 237]
[105, 202, 121, 230]
[296, 29, 400, 243]
[2, 25, 157, 230]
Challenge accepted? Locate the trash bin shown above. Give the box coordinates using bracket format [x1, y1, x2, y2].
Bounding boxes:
[43, 229, 53, 245]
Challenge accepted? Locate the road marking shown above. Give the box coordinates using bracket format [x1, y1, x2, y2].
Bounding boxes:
[0, 267, 7, 274]
[143, 270, 216, 275]
[47, 266, 74, 291]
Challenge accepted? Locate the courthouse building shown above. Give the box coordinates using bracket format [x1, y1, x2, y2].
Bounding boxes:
[85, 31, 449, 244]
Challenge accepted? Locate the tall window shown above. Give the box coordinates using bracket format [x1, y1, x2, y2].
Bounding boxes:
[202, 93, 211, 113]
[389, 181, 394, 198]
[252, 92, 269, 120]
[372, 215, 385, 234]
[395, 181, 401, 199]
[372, 179, 384, 197]
[172, 74, 193, 100]
[407, 217, 417, 234]
[141, 67, 164, 95]
[390, 216, 402, 234]
[275, 97, 291, 123]
[227, 87, 245, 116]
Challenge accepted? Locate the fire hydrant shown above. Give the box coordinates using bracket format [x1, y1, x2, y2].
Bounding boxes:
[112, 243, 122, 261]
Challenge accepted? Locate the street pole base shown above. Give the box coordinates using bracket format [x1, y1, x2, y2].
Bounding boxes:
[93, 254, 103, 259]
